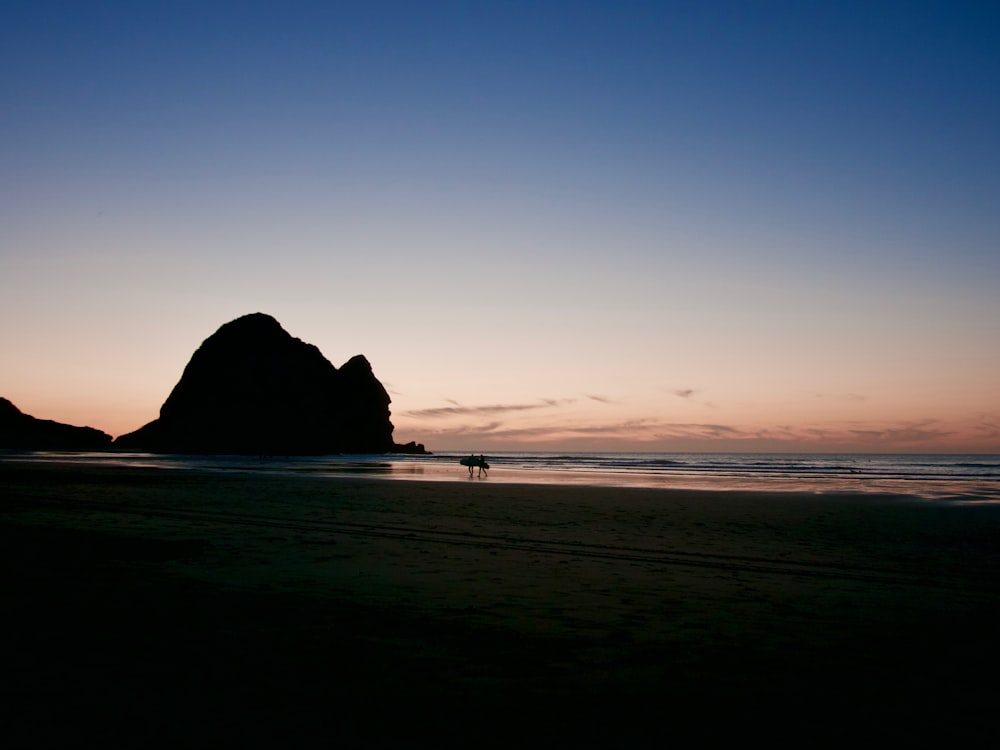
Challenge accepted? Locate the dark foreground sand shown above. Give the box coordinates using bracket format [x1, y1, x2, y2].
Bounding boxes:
[4, 460, 1000, 747]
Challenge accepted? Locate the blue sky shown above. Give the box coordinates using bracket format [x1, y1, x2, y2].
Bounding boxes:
[3, 1, 999, 451]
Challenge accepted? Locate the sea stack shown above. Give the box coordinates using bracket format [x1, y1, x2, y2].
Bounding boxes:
[113, 313, 426, 455]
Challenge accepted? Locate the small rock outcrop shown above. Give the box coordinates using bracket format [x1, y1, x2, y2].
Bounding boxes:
[113, 313, 426, 455]
[0, 397, 113, 450]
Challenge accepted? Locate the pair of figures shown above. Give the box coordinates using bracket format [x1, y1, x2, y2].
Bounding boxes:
[462, 454, 489, 477]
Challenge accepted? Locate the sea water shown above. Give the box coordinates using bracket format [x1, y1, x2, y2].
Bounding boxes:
[9, 450, 1000, 502]
[396, 451, 1000, 500]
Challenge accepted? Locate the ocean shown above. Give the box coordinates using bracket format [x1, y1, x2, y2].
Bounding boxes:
[9, 450, 1000, 502]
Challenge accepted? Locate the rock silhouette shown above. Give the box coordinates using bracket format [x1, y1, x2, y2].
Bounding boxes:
[113, 313, 426, 455]
[0, 397, 113, 450]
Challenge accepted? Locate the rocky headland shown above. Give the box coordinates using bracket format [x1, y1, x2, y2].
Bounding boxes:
[112, 313, 426, 455]
[0, 397, 113, 450]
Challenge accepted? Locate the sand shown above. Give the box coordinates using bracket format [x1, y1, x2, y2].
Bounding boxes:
[4, 459, 1000, 747]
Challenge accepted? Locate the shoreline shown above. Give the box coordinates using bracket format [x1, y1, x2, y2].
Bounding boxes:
[5, 460, 1000, 745]
[5, 449, 999, 501]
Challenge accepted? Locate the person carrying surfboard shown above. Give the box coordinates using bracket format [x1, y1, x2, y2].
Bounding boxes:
[460, 453, 489, 477]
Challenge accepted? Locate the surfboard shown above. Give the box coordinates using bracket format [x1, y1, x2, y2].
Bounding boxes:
[460, 457, 489, 469]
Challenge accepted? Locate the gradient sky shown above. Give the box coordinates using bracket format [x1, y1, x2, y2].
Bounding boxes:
[3, 1, 998, 453]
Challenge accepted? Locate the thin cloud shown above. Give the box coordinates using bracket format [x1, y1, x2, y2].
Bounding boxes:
[757, 425, 813, 441]
[402, 411, 987, 452]
[848, 429, 886, 440]
[838, 419, 951, 445]
[542, 398, 577, 407]
[975, 414, 1000, 439]
[403, 399, 571, 419]
[655, 422, 748, 440]
[759, 419, 956, 447]
[418, 421, 505, 437]
[810, 391, 869, 402]
[881, 423, 953, 444]
[404, 404, 541, 419]
[418, 417, 664, 442]
[664, 387, 717, 409]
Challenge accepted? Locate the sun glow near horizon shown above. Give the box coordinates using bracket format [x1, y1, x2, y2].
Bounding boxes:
[390, 394, 1000, 455]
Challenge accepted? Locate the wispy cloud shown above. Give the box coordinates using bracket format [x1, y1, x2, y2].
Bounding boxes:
[846, 420, 952, 445]
[654, 422, 750, 440]
[542, 398, 577, 407]
[403, 398, 574, 420]
[663, 386, 718, 409]
[809, 391, 869, 403]
[400, 414, 987, 452]
[404, 403, 544, 419]
[974, 413, 1000, 440]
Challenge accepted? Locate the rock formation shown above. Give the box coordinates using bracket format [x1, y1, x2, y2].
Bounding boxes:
[0, 397, 113, 450]
[113, 313, 426, 455]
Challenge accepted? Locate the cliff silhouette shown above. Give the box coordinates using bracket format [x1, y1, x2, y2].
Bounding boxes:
[113, 313, 426, 455]
[0, 397, 113, 450]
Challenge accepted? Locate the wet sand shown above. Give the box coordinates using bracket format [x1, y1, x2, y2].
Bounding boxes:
[4, 459, 1000, 747]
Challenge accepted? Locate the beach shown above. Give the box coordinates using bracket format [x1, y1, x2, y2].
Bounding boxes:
[4, 459, 1000, 747]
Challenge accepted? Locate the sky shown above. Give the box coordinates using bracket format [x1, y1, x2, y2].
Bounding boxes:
[2, 0, 999, 453]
